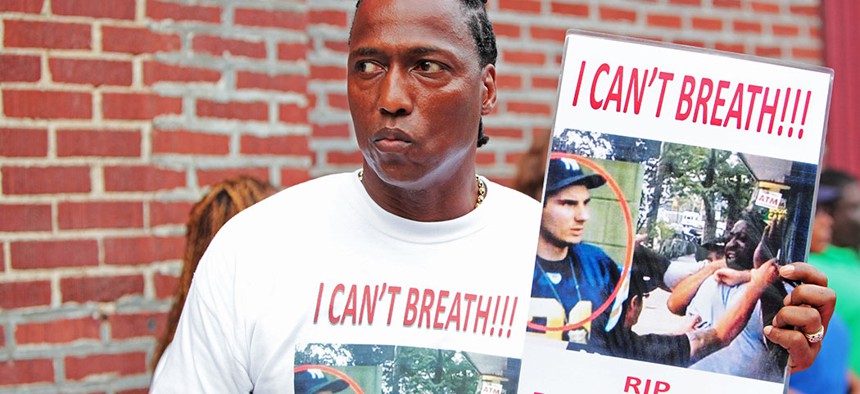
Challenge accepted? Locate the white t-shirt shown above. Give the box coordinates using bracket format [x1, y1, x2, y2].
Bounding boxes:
[687, 276, 781, 381]
[151, 172, 541, 393]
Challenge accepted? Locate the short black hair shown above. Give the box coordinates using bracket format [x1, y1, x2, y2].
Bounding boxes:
[353, 0, 497, 148]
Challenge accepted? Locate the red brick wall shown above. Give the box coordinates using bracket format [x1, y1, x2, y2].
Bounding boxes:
[822, 0, 860, 178]
[0, 0, 823, 391]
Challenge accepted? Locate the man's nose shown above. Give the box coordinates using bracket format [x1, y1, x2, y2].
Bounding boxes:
[574, 206, 590, 222]
[379, 69, 413, 116]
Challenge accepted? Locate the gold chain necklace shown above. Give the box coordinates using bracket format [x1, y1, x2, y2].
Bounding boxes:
[358, 170, 486, 208]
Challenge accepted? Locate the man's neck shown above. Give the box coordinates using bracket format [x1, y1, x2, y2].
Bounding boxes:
[360, 166, 479, 222]
[537, 237, 569, 261]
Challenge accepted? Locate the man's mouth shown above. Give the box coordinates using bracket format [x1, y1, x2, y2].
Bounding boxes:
[372, 128, 413, 152]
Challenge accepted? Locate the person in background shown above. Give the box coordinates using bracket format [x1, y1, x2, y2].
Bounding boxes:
[513, 129, 550, 201]
[152, 176, 276, 367]
[809, 170, 860, 375]
[789, 198, 859, 393]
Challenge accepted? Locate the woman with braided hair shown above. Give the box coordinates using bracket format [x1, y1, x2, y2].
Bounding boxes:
[152, 176, 276, 368]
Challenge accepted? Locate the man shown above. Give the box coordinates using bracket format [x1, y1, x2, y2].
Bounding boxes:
[151, 0, 833, 391]
[790, 189, 859, 394]
[667, 215, 803, 381]
[809, 170, 860, 374]
[151, 1, 540, 391]
[530, 157, 624, 345]
[666, 218, 760, 316]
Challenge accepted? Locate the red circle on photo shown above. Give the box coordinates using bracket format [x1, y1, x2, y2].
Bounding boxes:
[294, 364, 365, 394]
[527, 152, 635, 333]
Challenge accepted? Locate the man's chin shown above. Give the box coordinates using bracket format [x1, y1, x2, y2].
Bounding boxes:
[567, 237, 584, 245]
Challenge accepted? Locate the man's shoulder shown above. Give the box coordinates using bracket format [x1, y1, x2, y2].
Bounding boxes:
[273, 171, 356, 201]
[812, 245, 860, 266]
[483, 178, 540, 209]
[480, 179, 541, 228]
[217, 172, 357, 234]
[244, 172, 353, 210]
[570, 242, 612, 259]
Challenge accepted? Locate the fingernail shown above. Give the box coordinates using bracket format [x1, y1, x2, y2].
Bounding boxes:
[764, 325, 773, 336]
[779, 265, 795, 276]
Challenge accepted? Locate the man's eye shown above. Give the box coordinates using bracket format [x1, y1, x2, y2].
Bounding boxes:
[416, 61, 443, 73]
[356, 61, 382, 73]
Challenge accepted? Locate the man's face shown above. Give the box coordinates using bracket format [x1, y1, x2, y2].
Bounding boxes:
[832, 183, 860, 247]
[540, 185, 592, 247]
[724, 220, 757, 268]
[348, 0, 496, 187]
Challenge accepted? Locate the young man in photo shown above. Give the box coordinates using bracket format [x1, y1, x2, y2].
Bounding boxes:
[530, 157, 624, 345]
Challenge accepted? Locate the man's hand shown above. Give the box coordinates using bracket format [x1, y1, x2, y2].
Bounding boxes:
[714, 267, 750, 286]
[674, 314, 703, 335]
[754, 217, 785, 267]
[749, 260, 779, 288]
[763, 262, 835, 372]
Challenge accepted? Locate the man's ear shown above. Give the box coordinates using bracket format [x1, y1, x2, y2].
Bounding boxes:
[481, 64, 497, 116]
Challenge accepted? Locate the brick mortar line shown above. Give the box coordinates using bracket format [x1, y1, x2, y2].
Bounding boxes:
[131, 57, 143, 89]
[7, 306, 104, 322]
[148, 54, 310, 73]
[151, 120, 311, 134]
[92, 20, 102, 53]
[228, 132, 240, 156]
[44, 124, 57, 160]
[0, 82, 133, 93]
[223, 0, 309, 12]
[97, 236, 105, 268]
[50, 199, 59, 236]
[149, 155, 313, 167]
[308, 0, 354, 11]
[0, 157, 159, 167]
[141, 123, 152, 161]
[50, 271, 62, 308]
[2, 266, 176, 286]
[92, 90, 103, 123]
[268, 166, 281, 187]
[0, 196, 190, 208]
[0, 227, 184, 241]
[136, 0, 147, 23]
[3, 241, 10, 272]
[0, 12, 145, 26]
[306, 24, 349, 39]
[143, 266, 157, 300]
[7, 341, 157, 360]
[153, 88, 307, 103]
[161, 23, 307, 42]
[40, 51, 140, 63]
[308, 137, 357, 148]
